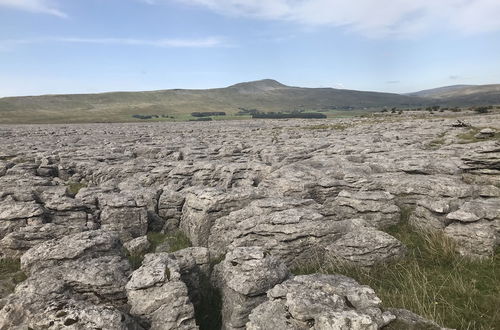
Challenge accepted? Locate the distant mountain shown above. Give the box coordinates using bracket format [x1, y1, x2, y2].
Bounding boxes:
[0, 79, 427, 124]
[408, 85, 475, 98]
[1, 79, 499, 124]
[228, 79, 289, 93]
[409, 84, 500, 105]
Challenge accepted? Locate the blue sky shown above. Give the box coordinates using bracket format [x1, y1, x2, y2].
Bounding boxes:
[1, 0, 500, 97]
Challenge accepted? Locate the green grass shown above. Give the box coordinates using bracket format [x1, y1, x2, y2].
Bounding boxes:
[292, 222, 500, 329]
[0, 259, 27, 298]
[457, 127, 500, 144]
[66, 182, 87, 197]
[126, 231, 192, 270]
[302, 123, 350, 130]
[426, 132, 447, 149]
[147, 230, 191, 253]
[0, 81, 417, 124]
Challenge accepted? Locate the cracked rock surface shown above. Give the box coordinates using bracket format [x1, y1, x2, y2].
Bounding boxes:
[0, 113, 499, 328]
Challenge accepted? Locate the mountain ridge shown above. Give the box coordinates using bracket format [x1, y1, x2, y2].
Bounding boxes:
[1, 79, 499, 124]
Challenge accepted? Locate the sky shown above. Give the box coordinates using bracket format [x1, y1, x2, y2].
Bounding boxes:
[1, 0, 500, 97]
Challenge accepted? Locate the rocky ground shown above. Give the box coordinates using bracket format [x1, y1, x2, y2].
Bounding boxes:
[0, 112, 498, 329]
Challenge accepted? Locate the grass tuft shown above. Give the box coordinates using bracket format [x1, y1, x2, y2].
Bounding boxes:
[292, 222, 500, 329]
[126, 231, 192, 270]
[457, 127, 500, 144]
[147, 230, 192, 253]
[302, 123, 350, 130]
[66, 182, 87, 197]
[0, 259, 27, 298]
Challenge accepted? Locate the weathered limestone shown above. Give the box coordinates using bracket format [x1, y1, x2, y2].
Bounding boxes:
[0, 113, 499, 329]
[209, 198, 349, 266]
[323, 190, 401, 228]
[126, 253, 198, 330]
[246, 274, 395, 329]
[180, 187, 261, 246]
[99, 193, 148, 242]
[213, 247, 290, 330]
[325, 227, 406, 267]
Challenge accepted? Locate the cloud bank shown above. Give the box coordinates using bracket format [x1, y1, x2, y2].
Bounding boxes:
[156, 0, 500, 37]
[0, 0, 67, 17]
[0, 36, 226, 50]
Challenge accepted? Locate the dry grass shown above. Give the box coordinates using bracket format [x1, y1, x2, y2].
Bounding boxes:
[0, 259, 27, 299]
[457, 127, 500, 144]
[125, 230, 192, 270]
[292, 223, 500, 329]
[302, 123, 350, 131]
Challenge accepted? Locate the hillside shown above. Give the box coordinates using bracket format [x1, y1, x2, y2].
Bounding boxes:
[0, 79, 426, 124]
[410, 84, 500, 105]
[408, 85, 474, 98]
[2, 79, 500, 124]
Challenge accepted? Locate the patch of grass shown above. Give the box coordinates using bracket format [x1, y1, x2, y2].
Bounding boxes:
[292, 223, 500, 329]
[125, 231, 192, 270]
[125, 253, 144, 270]
[457, 127, 500, 144]
[0, 259, 27, 298]
[302, 123, 350, 130]
[66, 182, 87, 197]
[147, 230, 192, 253]
[425, 132, 447, 149]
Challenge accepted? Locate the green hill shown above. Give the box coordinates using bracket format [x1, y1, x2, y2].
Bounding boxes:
[409, 84, 500, 105]
[1, 79, 499, 124]
[0, 79, 426, 124]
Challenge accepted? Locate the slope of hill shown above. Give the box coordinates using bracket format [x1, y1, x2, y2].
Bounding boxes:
[409, 84, 500, 105]
[408, 85, 474, 98]
[0, 79, 427, 124]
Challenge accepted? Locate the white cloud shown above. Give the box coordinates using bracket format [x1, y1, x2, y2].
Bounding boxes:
[0, 0, 67, 17]
[157, 0, 500, 37]
[0, 36, 226, 49]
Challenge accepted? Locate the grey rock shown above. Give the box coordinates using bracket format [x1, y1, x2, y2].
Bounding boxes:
[20, 230, 122, 275]
[0, 197, 44, 221]
[246, 274, 395, 330]
[214, 247, 289, 330]
[0, 223, 87, 259]
[323, 190, 401, 228]
[444, 221, 497, 257]
[126, 253, 198, 330]
[180, 187, 260, 246]
[384, 308, 446, 330]
[124, 235, 151, 256]
[325, 227, 406, 267]
[158, 190, 186, 231]
[209, 198, 349, 266]
[100, 193, 148, 242]
[474, 128, 496, 139]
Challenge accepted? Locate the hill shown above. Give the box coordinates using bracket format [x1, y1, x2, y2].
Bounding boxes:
[408, 85, 475, 98]
[409, 84, 500, 105]
[2, 79, 500, 124]
[0, 79, 426, 124]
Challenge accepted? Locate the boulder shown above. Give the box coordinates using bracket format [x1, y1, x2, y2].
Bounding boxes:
[124, 235, 151, 256]
[126, 253, 198, 329]
[246, 274, 395, 329]
[99, 193, 148, 242]
[213, 247, 289, 330]
[180, 187, 260, 246]
[444, 221, 497, 257]
[209, 198, 350, 266]
[20, 230, 122, 275]
[325, 227, 406, 267]
[323, 190, 401, 228]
